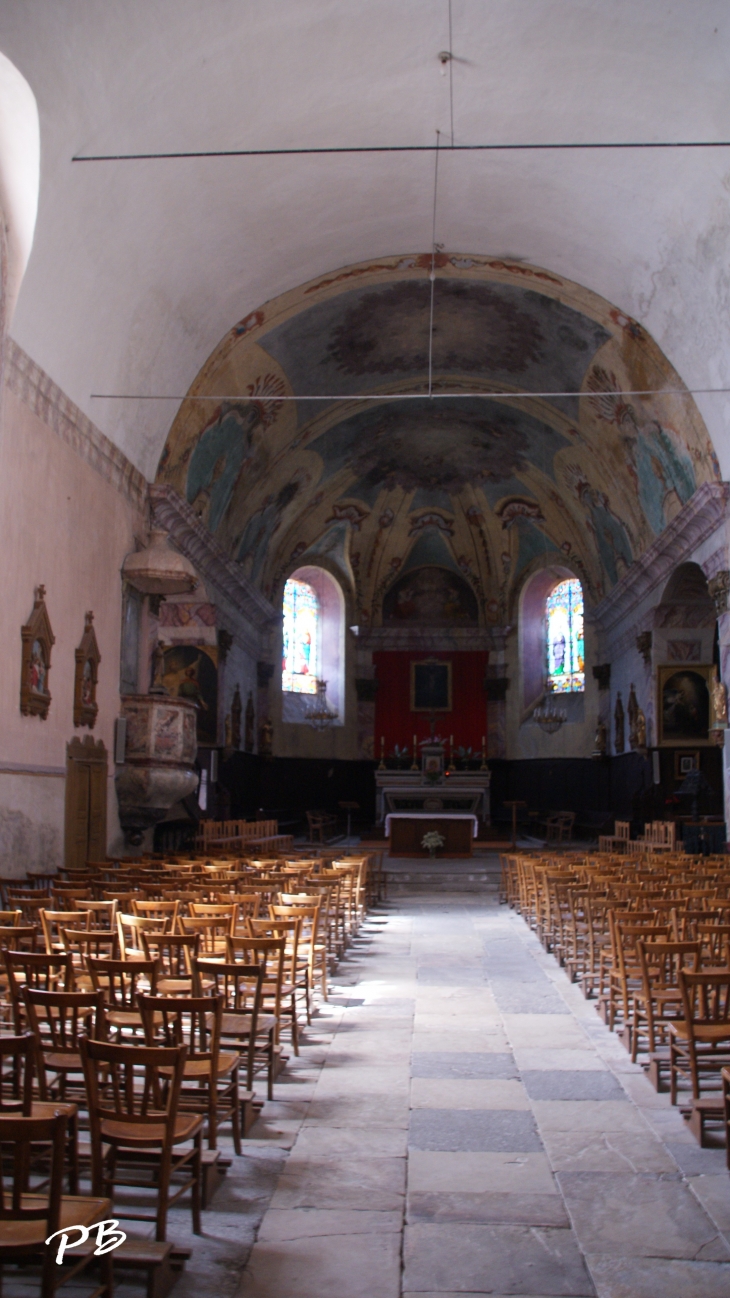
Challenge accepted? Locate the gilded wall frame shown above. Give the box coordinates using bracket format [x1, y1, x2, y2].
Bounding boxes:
[657, 664, 712, 747]
[20, 586, 55, 720]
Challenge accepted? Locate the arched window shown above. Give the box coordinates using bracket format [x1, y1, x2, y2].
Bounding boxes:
[281, 566, 345, 725]
[546, 578, 584, 693]
[282, 577, 320, 694]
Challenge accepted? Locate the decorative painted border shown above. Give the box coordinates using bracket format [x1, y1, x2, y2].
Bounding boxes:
[593, 481, 730, 635]
[149, 484, 278, 635]
[5, 340, 148, 512]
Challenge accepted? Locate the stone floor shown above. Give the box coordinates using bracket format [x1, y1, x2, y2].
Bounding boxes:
[13, 873, 729, 1298]
[238, 879, 730, 1298]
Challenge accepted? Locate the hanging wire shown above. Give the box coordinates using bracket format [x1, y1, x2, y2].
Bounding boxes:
[90, 387, 730, 403]
[448, 0, 455, 148]
[427, 131, 441, 398]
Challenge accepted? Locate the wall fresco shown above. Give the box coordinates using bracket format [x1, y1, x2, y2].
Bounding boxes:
[155, 254, 719, 626]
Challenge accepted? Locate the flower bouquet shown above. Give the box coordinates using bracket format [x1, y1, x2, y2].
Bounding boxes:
[421, 830, 445, 859]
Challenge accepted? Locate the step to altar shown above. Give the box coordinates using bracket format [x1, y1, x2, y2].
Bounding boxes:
[385, 853, 501, 892]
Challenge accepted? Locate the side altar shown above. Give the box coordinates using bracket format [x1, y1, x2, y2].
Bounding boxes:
[375, 742, 490, 827]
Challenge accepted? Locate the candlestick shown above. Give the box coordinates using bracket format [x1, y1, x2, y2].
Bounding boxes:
[411, 732, 419, 770]
[480, 733, 487, 770]
[378, 735, 386, 770]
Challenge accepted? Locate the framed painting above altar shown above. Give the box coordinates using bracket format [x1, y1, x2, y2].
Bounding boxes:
[411, 659, 452, 712]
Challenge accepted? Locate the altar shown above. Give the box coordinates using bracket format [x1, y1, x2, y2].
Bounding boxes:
[385, 812, 478, 856]
[375, 767, 490, 825]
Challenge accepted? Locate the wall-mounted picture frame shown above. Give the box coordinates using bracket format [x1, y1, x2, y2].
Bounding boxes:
[658, 664, 712, 747]
[674, 750, 700, 780]
[410, 658, 452, 712]
[74, 611, 101, 729]
[20, 585, 55, 720]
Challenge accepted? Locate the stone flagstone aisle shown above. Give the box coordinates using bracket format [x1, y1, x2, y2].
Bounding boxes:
[239, 887, 730, 1298]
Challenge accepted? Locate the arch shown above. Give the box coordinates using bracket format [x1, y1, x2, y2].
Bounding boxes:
[281, 565, 345, 726]
[157, 255, 719, 625]
[518, 564, 579, 718]
[0, 51, 39, 326]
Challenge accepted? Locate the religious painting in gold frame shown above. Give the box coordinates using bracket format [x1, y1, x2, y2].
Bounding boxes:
[657, 664, 712, 747]
[74, 611, 101, 729]
[20, 585, 55, 720]
[410, 659, 452, 712]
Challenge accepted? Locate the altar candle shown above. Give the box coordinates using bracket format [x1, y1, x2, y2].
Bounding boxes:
[413, 733, 417, 750]
[482, 735, 485, 749]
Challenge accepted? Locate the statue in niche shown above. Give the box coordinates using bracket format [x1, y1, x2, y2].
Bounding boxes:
[635, 709, 647, 751]
[711, 667, 728, 729]
[627, 683, 639, 749]
[231, 685, 242, 749]
[245, 691, 255, 752]
[259, 717, 273, 757]
[150, 640, 167, 694]
[614, 692, 625, 754]
[592, 718, 607, 759]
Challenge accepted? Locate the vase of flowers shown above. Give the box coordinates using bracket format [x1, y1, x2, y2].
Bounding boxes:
[421, 830, 445, 859]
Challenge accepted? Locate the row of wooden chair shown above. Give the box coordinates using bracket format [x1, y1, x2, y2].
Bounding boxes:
[502, 847, 730, 1158]
[0, 849, 380, 1296]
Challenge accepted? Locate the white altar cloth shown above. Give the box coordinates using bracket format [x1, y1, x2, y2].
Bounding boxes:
[384, 812, 479, 838]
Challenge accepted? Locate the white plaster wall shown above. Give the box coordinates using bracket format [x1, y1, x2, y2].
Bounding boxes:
[506, 617, 601, 761]
[0, 771, 63, 876]
[0, 384, 145, 873]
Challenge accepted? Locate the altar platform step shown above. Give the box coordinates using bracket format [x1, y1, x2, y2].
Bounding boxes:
[385, 853, 501, 893]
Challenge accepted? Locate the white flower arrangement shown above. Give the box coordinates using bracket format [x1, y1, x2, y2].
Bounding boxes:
[421, 830, 445, 851]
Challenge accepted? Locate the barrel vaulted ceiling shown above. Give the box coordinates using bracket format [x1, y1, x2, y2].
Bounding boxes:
[2, 1, 730, 495]
[156, 255, 718, 623]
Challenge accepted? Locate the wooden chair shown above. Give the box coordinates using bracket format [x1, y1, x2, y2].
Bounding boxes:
[670, 968, 730, 1104]
[84, 899, 118, 930]
[117, 912, 169, 960]
[87, 956, 159, 1038]
[40, 910, 92, 955]
[0, 1032, 79, 1193]
[188, 901, 238, 934]
[179, 914, 231, 957]
[138, 993, 242, 1153]
[247, 917, 302, 1049]
[193, 958, 265, 1097]
[23, 988, 106, 1102]
[4, 951, 75, 1033]
[272, 899, 328, 1000]
[80, 1035, 203, 1242]
[141, 932, 200, 995]
[131, 898, 180, 928]
[632, 939, 702, 1065]
[306, 810, 337, 844]
[59, 928, 118, 987]
[226, 936, 283, 1099]
[0, 924, 39, 954]
[0, 1111, 112, 1298]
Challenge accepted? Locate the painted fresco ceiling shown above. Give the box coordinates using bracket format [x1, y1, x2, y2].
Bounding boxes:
[156, 255, 719, 626]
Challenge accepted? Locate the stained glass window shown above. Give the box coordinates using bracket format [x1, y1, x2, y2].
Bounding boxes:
[546, 578, 584, 693]
[282, 578, 320, 694]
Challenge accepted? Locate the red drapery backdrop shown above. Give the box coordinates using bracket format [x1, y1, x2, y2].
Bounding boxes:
[373, 651, 488, 759]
